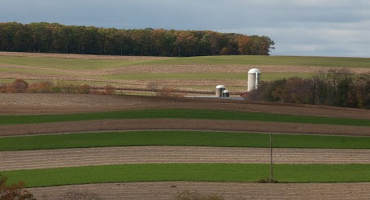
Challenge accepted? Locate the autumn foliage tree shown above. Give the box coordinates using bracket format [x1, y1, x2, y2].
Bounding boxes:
[0, 176, 36, 200]
[248, 70, 370, 109]
[0, 22, 274, 56]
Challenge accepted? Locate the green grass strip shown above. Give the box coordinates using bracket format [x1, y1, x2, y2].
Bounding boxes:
[1, 131, 370, 151]
[104, 72, 313, 81]
[0, 55, 155, 70]
[2, 55, 370, 69]
[0, 109, 369, 126]
[2, 164, 370, 187]
[150, 55, 370, 68]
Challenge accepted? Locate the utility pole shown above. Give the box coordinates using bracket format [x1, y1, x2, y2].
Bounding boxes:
[269, 133, 274, 183]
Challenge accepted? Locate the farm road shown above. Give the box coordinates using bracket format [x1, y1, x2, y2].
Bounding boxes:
[30, 182, 370, 200]
[2, 146, 370, 171]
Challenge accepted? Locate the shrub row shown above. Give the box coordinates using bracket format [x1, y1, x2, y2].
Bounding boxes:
[0, 79, 183, 97]
[0, 176, 35, 200]
[248, 69, 370, 109]
[0, 79, 115, 95]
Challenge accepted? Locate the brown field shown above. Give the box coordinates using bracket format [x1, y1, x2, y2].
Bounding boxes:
[30, 182, 370, 200]
[1, 94, 370, 137]
[2, 146, 370, 171]
[1, 94, 369, 137]
[2, 118, 370, 137]
[1, 93, 369, 119]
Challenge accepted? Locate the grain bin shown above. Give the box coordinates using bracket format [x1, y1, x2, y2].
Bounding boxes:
[247, 68, 261, 92]
[216, 85, 225, 97]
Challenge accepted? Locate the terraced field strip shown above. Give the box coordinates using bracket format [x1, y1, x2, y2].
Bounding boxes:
[1, 130, 370, 151]
[0, 54, 161, 70]
[2, 119, 370, 137]
[3, 163, 370, 187]
[2, 93, 368, 119]
[151, 55, 370, 68]
[2, 146, 370, 171]
[30, 182, 370, 200]
[0, 119, 370, 136]
[103, 72, 314, 81]
[1, 109, 369, 126]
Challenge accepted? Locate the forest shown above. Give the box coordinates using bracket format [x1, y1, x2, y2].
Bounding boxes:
[0, 22, 274, 56]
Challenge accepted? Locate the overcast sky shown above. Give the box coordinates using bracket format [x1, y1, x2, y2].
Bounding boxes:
[1, 0, 370, 57]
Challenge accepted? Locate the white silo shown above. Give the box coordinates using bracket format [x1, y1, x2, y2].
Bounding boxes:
[222, 90, 230, 97]
[247, 68, 261, 92]
[215, 85, 225, 97]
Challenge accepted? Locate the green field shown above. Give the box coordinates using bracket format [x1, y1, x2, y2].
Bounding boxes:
[3, 163, 370, 187]
[153, 55, 370, 68]
[0, 55, 152, 70]
[104, 72, 313, 81]
[1, 109, 369, 126]
[1, 55, 370, 69]
[1, 130, 370, 151]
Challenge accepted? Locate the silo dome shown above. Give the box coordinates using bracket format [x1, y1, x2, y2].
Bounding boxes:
[222, 90, 230, 97]
[248, 68, 261, 74]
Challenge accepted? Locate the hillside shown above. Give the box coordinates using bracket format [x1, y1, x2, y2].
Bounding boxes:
[1, 93, 370, 200]
[1, 52, 369, 95]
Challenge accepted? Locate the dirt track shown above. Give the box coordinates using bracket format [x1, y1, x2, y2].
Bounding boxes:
[2, 146, 370, 171]
[30, 182, 370, 200]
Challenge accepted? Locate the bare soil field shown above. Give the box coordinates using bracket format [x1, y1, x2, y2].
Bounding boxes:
[1, 94, 369, 136]
[1, 119, 370, 137]
[2, 146, 369, 171]
[1, 94, 369, 120]
[30, 182, 370, 200]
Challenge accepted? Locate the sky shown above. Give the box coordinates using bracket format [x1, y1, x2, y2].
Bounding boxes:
[1, 0, 370, 57]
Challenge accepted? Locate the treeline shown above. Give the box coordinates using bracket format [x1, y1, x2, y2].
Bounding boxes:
[0, 22, 274, 56]
[248, 69, 370, 109]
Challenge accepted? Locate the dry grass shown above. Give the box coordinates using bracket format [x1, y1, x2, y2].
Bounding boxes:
[0, 51, 167, 60]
